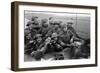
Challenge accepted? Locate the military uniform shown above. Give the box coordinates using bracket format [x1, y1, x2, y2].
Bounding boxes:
[60, 29, 73, 44]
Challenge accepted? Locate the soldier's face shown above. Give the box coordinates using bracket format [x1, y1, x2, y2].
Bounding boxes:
[54, 37, 57, 41]
[37, 37, 42, 43]
[63, 27, 67, 31]
[45, 37, 51, 43]
[34, 18, 38, 21]
[67, 24, 72, 27]
[26, 33, 31, 39]
[42, 23, 48, 27]
[29, 24, 33, 30]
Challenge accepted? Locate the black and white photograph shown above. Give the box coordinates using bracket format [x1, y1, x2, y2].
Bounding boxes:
[24, 11, 90, 61]
[11, 2, 97, 71]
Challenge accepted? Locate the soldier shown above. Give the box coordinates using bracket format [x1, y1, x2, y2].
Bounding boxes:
[67, 21, 84, 42]
[43, 33, 63, 54]
[24, 16, 41, 55]
[32, 34, 44, 51]
[24, 32, 34, 54]
[57, 21, 80, 59]
[30, 34, 45, 61]
[40, 18, 49, 39]
[65, 21, 85, 59]
[26, 16, 41, 38]
[60, 23, 73, 44]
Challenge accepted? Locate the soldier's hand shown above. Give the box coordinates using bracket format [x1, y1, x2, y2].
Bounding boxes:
[57, 45, 61, 48]
[29, 40, 33, 43]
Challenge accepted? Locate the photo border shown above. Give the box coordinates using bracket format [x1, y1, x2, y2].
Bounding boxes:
[11, 1, 98, 71]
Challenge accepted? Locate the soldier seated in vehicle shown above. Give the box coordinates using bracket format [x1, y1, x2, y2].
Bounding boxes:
[24, 32, 34, 55]
[30, 34, 45, 61]
[41, 33, 63, 54]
